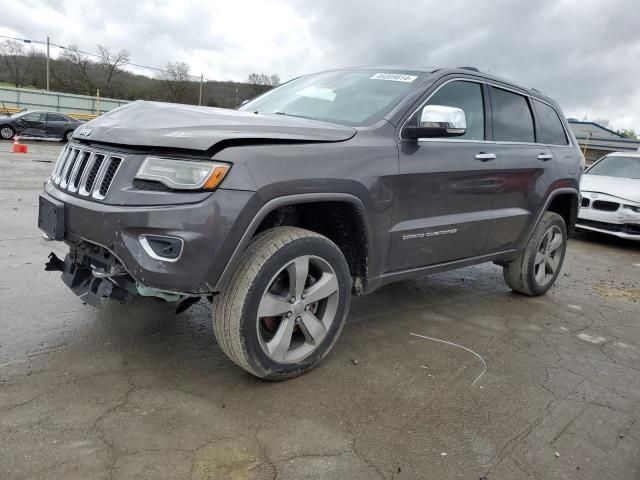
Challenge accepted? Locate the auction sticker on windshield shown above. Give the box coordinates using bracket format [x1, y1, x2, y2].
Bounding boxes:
[370, 73, 417, 82]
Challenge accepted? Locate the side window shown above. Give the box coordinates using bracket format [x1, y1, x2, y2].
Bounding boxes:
[491, 87, 535, 143]
[23, 112, 45, 122]
[410, 81, 485, 140]
[533, 100, 568, 145]
[47, 113, 68, 122]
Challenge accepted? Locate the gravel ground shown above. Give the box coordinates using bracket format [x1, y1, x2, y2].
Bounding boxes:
[1, 141, 639, 480]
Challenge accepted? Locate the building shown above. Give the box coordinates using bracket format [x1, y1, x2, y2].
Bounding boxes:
[567, 119, 640, 164]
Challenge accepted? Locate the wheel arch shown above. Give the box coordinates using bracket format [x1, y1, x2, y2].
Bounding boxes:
[526, 188, 580, 245]
[213, 193, 373, 295]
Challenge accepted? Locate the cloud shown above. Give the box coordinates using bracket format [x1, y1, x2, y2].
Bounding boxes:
[2, 0, 639, 130]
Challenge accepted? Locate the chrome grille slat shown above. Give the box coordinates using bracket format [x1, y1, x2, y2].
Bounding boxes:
[78, 153, 98, 196]
[59, 149, 80, 188]
[83, 154, 105, 195]
[92, 156, 123, 200]
[51, 146, 68, 182]
[90, 156, 113, 199]
[67, 150, 88, 193]
[54, 147, 72, 184]
[49, 145, 123, 200]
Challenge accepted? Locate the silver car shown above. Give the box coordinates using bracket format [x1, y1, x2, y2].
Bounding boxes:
[578, 152, 640, 240]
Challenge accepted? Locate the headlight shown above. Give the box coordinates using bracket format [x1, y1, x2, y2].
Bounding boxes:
[135, 157, 230, 191]
[623, 204, 640, 214]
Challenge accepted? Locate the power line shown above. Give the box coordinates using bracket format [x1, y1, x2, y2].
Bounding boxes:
[0, 34, 214, 82]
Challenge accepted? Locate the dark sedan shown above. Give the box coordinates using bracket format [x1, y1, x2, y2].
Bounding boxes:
[0, 110, 84, 142]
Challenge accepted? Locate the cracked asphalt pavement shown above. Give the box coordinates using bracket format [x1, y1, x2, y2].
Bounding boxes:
[1, 141, 639, 479]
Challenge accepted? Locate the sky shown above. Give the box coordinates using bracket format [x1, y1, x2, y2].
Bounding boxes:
[1, 0, 639, 131]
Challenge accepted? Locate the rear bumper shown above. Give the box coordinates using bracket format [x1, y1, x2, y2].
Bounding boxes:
[41, 181, 255, 294]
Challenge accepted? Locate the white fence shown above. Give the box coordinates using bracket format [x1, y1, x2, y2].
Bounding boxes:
[0, 86, 128, 115]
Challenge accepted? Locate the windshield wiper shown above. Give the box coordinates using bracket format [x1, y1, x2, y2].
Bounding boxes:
[272, 112, 317, 121]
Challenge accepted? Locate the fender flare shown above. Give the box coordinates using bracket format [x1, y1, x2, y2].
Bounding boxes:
[213, 192, 373, 292]
[524, 187, 580, 245]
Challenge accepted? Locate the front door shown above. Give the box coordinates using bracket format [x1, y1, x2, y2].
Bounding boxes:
[18, 112, 46, 137]
[389, 79, 499, 270]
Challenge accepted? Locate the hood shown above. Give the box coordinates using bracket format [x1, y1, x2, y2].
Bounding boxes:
[581, 174, 640, 204]
[73, 101, 356, 151]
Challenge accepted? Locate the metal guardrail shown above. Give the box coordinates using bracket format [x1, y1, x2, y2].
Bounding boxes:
[0, 86, 127, 118]
[0, 105, 98, 121]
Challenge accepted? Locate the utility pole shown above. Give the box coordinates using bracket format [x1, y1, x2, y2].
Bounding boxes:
[198, 74, 203, 106]
[46, 36, 50, 91]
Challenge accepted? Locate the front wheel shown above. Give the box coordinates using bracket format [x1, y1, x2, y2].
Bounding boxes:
[63, 130, 74, 142]
[213, 227, 351, 380]
[0, 125, 16, 140]
[503, 211, 567, 296]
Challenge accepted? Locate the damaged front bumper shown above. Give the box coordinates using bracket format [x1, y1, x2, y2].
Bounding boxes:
[577, 192, 640, 240]
[38, 181, 254, 300]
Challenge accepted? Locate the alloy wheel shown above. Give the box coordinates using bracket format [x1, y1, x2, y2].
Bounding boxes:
[256, 255, 339, 364]
[533, 225, 563, 286]
[1, 127, 14, 140]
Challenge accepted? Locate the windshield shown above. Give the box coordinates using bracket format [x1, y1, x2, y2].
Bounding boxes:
[239, 70, 425, 126]
[587, 156, 640, 179]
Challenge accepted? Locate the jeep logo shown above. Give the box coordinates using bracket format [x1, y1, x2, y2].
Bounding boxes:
[77, 128, 92, 137]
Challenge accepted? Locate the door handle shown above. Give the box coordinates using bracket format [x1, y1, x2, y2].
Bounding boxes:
[475, 153, 497, 161]
[537, 153, 554, 161]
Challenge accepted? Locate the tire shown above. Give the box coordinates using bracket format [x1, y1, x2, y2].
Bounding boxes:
[503, 211, 567, 296]
[213, 227, 351, 380]
[0, 125, 15, 140]
[64, 130, 74, 142]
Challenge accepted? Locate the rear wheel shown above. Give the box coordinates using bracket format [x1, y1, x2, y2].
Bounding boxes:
[213, 227, 351, 380]
[0, 125, 15, 140]
[503, 211, 567, 296]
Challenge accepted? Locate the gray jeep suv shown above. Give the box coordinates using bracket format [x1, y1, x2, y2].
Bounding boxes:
[39, 67, 583, 379]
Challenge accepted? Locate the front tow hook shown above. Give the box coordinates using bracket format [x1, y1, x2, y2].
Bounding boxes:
[45, 252, 65, 272]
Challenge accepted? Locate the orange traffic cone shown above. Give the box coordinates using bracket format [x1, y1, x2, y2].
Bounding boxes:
[11, 135, 28, 154]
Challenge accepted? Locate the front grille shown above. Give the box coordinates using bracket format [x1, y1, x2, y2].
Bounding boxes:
[592, 200, 620, 212]
[51, 145, 122, 199]
[581, 198, 590, 208]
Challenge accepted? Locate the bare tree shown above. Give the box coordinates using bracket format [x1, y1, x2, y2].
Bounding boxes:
[159, 62, 192, 103]
[57, 45, 97, 94]
[97, 44, 130, 95]
[269, 74, 280, 87]
[0, 40, 30, 87]
[593, 118, 611, 129]
[246, 72, 280, 95]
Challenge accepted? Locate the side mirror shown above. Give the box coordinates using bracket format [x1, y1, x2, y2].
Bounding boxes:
[403, 105, 466, 140]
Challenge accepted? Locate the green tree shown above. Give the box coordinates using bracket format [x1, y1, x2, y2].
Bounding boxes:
[616, 128, 638, 139]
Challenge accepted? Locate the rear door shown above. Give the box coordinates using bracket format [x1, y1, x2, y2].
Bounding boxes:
[483, 86, 553, 252]
[45, 113, 70, 138]
[18, 112, 46, 137]
[389, 78, 499, 270]
[532, 98, 580, 177]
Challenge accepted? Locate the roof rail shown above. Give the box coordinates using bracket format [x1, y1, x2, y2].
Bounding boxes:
[457, 66, 480, 72]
